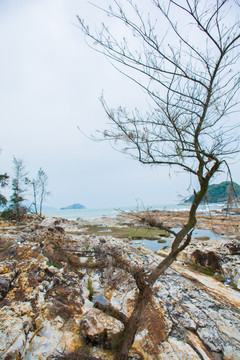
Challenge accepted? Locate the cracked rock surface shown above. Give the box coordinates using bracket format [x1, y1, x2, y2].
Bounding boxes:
[0, 216, 240, 359]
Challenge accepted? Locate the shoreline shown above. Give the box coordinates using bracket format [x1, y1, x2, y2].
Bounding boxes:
[42, 202, 228, 220]
[73, 209, 240, 239]
[0, 209, 240, 359]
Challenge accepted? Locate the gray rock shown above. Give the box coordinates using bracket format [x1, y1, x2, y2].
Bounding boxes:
[1, 220, 240, 360]
[0, 277, 10, 300]
[80, 308, 124, 349]
[197, 326, 224, 352]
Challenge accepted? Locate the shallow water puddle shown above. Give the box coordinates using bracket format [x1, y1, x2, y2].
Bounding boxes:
[172, 227, 222, 240]
[130, 228, 223, 252]
[130, 238, 171, 252]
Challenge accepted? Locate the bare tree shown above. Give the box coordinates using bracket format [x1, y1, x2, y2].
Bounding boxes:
[28, 168, 50, 216]
[78, 1, 240, 358]
[29, 178, 39, 215]
[38, 168, 50, 216]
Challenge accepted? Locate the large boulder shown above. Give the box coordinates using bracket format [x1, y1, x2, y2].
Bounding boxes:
[80, 308, 124, 349]
[0, 277, 10, 300]
[191, 249, 221, 270]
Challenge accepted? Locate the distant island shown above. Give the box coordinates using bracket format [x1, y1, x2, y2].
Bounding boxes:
[184, 181, 240, 204]
[60, 203, 86, 210]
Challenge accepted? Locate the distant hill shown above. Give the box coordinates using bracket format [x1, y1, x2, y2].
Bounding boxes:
[60, 203, 86, 210]
[184, 181, 240, 204]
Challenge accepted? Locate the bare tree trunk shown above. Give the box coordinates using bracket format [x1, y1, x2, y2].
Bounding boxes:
[114, 176, 214, 358]
[115, 286, 152, 360]
[40, 191, 43, 216]
[33, 182, 38, 215]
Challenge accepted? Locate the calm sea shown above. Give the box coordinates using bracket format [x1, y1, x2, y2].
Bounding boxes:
[43, 203, 224, 220]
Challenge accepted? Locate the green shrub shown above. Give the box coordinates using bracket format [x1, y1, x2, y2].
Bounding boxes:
[87, 278, 94, 301]
[1, 206, 27, 221]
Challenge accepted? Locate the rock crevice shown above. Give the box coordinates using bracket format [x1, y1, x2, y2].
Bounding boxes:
[0, 216, 239, 359]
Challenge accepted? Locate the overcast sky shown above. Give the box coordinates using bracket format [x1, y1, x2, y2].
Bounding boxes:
[0, 0, 239, 209]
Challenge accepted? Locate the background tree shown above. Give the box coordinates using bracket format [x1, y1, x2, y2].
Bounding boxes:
[9, 157, 28, 221]
[78, 0, 240, 358]
[0, 173, 9, 207]
[28, 168, 50, 216]
[38, 168, 50, 216]
[28, 177, 38, 215]
[0, 150, 9, 208]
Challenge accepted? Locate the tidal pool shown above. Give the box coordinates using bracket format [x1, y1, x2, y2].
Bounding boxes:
[130, 238, 171, 252]
[172, 227, 222, 240]
[130, 228, 222, 252]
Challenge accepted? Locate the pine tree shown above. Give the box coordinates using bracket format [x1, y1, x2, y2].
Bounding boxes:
[0, 173, 9, 207]
[9, 157, 28, 221]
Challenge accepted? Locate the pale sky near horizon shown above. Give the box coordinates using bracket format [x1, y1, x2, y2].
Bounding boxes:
[0, 0, 239, 209]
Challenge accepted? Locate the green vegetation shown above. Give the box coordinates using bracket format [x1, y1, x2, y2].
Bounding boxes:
[194, 236, 210, 241]
[0, 156, 50, 220]
[87, 278, 94, 301]
[190, 263, 239, 291]
[7, 157, 28, 221]
[46, 261, 60, 268]
[1, 207, 27, 221]
[86, 256, 93, 263]
[185, 181, 240, 204]
[79, 224, 169, 240]
[157, 239, 167, 243]
[190, 263, 216, 276]
[84, 242, 90, 250]
[0, 173, 9, 207]
[0, 241, 13, 253]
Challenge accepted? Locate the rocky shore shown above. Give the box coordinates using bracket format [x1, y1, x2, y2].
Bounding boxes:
[0, 211, 240, 359]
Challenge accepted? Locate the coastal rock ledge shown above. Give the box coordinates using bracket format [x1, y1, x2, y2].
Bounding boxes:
[0, 216, 240, 360]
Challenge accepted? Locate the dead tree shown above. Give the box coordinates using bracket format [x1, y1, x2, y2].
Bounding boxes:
[78, 1, 240, 358]
[27, 168, 50, 217]
[37, 168, 50, 216]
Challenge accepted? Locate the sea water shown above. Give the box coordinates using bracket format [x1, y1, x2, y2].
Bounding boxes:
[43, 203, 225, 253]
[43, 203, 224, 220]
